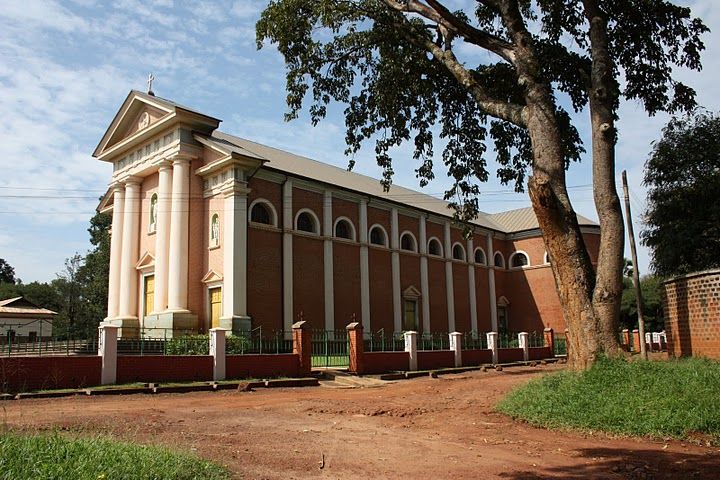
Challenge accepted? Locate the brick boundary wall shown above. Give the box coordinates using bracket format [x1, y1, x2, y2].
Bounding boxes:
[0, 356, 101, 393]
[417, 350, 455, 370]
[528, 346, 552, 360]
[498, 348, 525, 363]
[226, 354, 299, 379]
[663, 268, 720, 359]
[462, 349, 493, 365]
[363, 351, 409, 374]
[117, 356, 214, 384]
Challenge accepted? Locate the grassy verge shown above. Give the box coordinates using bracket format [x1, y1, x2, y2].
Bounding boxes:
[0, 432, 229, 480]
[497, 357, 720, 443]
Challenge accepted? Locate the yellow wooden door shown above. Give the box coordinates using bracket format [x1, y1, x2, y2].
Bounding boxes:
[144, 275, 155, 317]
[210, 288, 222, 328]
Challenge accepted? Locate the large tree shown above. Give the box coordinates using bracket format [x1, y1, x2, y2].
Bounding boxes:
[257, 0, 706, 369]
[0, 259, 16, 284]
[642, 111, 720, 277]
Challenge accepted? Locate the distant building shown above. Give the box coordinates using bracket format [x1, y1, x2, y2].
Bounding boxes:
[0, 297, 56, 342]
[95, 90, 600, 337]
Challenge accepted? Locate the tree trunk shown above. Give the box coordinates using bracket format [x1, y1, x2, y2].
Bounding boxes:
[583, 0, 624, 358]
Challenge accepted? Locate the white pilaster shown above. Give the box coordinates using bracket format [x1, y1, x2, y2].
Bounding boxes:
[444, 221, 455, 332]
[167, 157, 191, 312]
[107, 184, 124, 319]
[359, 198, 370, 331]
[323, 190, 334, 331]
[467, 238, 478, 333]
[419, 215, 430, 334]
[282, 179, 294, 332]
[118, 178, 141, 319]
[153, 162, 172, 313]
[487, 233, 498, 332]
[221, 182, 250, 326]
[391, 208, 401, 332]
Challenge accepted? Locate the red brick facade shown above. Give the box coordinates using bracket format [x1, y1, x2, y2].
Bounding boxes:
[663, 269, 720, 359]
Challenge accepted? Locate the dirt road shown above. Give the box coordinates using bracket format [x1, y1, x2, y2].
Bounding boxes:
[3, 365, 718, 479]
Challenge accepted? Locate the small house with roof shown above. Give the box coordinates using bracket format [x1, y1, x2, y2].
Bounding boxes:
[0, 297, 56, 343]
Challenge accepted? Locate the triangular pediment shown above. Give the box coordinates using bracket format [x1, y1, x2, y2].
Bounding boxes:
[403, 285, 422, 299]
[201, 270, 223, 284]
[497, 296, 510, 307]
[135, 251, 155, 270]
[93, 90, 221, 160]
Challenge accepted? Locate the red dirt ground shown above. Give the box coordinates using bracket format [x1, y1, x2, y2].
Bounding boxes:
[3, 365, 718, 479]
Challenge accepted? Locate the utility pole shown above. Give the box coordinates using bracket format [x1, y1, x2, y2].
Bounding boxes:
[622, 170, 648, 360]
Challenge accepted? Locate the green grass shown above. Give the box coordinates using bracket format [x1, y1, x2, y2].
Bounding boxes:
[497, 357, 720, 443]
[0, 432, 230, 480]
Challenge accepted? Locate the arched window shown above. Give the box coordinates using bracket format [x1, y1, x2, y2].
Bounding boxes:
[428, 237, 443, 257]
[452, 243, 466, 261]
[249, 199, 278, 227]
[510, 251, 530, 268]
[474, 248, 486, 265]
[295, 210, 319, 234]
[149, 193, 158, 233]
[334, 218, 355, 240]
[210, 213, 220, 247]
[400, 232, 417, 252]
[251, 203, 271, 225]
[543, 251, 550, 264]
[494, 252, 505, 268]
[369, 225, 388, 247]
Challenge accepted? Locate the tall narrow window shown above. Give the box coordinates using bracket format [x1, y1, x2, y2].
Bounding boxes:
[210, 213, 220, 247]
[149, 193, 158, 233]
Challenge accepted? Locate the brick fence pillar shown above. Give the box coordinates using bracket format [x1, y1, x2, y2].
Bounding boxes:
[632, 329, 641, 353]
[518, 332, 529, 361]
[449, 332, 462, 367]
[486, 331, 498, 364]
[293, 320, 312, 376]
[347, 322, 364, 375]
[404, 331, 418, 371]
[543, 328, 555, 357]
[209, 328, 228, 381]
[622, 329, 630, 352]
[98, 324, 119, 385]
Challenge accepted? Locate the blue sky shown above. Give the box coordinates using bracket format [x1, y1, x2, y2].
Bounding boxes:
[0, 0, 717, 282]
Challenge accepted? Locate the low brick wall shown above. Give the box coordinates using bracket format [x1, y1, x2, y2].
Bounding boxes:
[116, 355, 213, 384]
[226, 354, 299, 379]
[417, 350, 455, 370]
[528, 346, 552, 360]
[0, 356, 101, 393]
[664, 269, 720, 359]
[462, 349, 493, 366]
[363, 351, 409, 374]
[498, 348, 525, 363]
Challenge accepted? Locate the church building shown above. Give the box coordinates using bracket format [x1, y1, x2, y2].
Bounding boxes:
[95, 90, 600, 337]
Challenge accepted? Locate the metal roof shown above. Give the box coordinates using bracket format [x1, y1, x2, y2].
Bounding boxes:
[0, 297, 57, 316]
[489, 207, 598, 233]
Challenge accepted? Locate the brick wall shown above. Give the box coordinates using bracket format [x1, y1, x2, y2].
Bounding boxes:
[363, 351, 409, 374]
[226, 354, 299, 379]
[116, 355, 213, 384]
[498, 348, 525, 363]
[0, 356, 101, 393]
[528, 346, 552, 360]
[462, 349, 492, 366]
[663, 269, 720, 359]
[417, 350, 455, 370]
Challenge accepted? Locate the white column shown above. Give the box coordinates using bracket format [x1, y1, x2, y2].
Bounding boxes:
[222, 183, 250, 323]
[167, 157, 191, 312]
[487, 233, 498, 332]
[404, 330, 418, 371]
[419, 216, 430, 334]
[118, 178, 141, 319]
[282, 179, 294, 332]
[323, 190, 334, 331]
[449, 331, 462, 367]
[153, 162, 172, 313]
[444, 221, 455, 332]
[487, 331, 498, 364]
[518, 332, 529, 361]
[210, 328, 227, 381]
[359, 198, 370, 332]
[391, 208, 402, 332]
[107, 184, 124, 319]
[98, 324, 118, 385]
[467, 238, 478, 333]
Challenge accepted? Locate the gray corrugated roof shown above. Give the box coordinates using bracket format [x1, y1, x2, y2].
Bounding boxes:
[489, 206, 598, 232]
[211, 131, 508, 232]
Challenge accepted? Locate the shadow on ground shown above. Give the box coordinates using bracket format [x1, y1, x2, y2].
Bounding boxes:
[499, 446, 719, 480]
